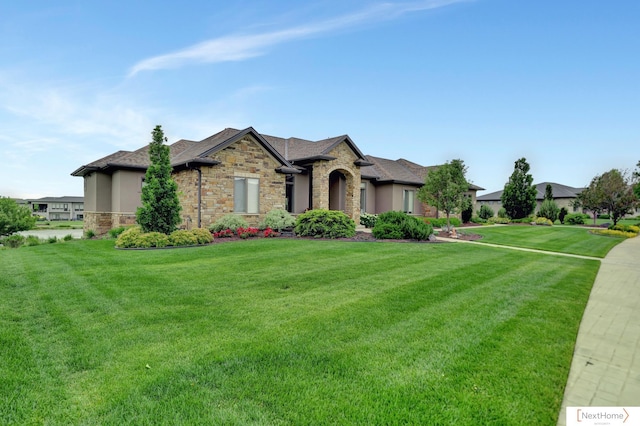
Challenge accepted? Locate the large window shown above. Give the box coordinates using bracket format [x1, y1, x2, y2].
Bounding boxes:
[234, 177, 259, 214]
[403, 189, 415, 214]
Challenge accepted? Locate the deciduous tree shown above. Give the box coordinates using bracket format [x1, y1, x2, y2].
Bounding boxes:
[417, 159, 469, 229]
[501, 158, 537, 219]
[0, 196, 37, 236]
[136, 125, 182, 234]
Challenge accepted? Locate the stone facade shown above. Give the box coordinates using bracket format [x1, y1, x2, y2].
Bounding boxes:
[174, 135, 287, 228]
[311, 141, 361, 224]
[84, 211, 136, 235]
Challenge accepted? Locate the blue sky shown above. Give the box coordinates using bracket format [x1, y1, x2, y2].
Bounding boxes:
[1, 0, 638, 199]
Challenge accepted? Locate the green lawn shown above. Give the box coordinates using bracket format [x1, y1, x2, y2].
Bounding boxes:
[34, 220, 84, 229]
[1, 239, 600, 425]
[465, 225, 625, 257]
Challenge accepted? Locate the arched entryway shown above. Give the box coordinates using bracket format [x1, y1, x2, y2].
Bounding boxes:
[329, 170, 347, 212]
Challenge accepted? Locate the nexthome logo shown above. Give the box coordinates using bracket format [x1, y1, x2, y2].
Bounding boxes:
[566, 407, 638, 426]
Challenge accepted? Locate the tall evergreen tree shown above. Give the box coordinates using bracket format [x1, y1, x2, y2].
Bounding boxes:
[544, 183, 553, 201]
[136, 125, 182, 234]
[501, 158, 537, 219]
[417, 159, 469, 229]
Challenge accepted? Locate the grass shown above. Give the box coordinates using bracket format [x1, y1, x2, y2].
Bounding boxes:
[465, 225, 626, 257]
[34, 220, 84, 229]
[0, 238, 601, 425]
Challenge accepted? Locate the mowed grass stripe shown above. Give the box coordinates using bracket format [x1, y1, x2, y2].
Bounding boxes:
[468, 225, 623, 257]
[1, 239, 599, 424]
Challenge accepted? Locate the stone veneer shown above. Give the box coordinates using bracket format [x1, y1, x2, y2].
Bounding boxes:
[84, 211, 136, 235]
[311, 141, 361, 224]
[174, 135, 287, 228]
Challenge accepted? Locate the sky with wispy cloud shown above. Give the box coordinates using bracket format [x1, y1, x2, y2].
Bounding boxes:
[1, 0, 639, 199]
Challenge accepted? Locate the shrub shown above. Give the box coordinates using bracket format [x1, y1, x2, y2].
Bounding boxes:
[497, 208, 508, 219]
[137, 232, 170, 248]
[487, 217, 510, 224]
[470, 216, 487, 224]
[263, 228, 279, 238]
[191, 228, 214, 244]
[108, 226, 128, 239]
[360, 212, 378, 228]
[478, 205, 495, 220]
[510, 216, 535, 224]
[534, 217, 553, 226]
[564, 214, 585, 225]
[372, 211, 433, 240]
[25, 235, 41, 246]
[63, 234, 73, 241]
[236, 227, 260, 239]
[609, 224, 640, 234]
[47, 236, 58, 244]
[294, 209, 356, 238]
[598, 214, 610, 219]
[85, 229, 96, 239]
[115, 226, 143, 248]
[213, 229, 234, 238]
[3, 234, 25, 248]
[461, 198, 473, 223]
[559, 207, 568, 224]
[259, 209, 296, 231]
[591, 229, 637, 238]
[209, 214, 249, 233]
[538, 199, 560, 223]
[169, 230, 199, 246]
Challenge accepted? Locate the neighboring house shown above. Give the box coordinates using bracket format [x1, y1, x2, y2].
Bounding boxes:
[477, 182, 585, 215]
[72, 127, 483, 235]
[27, 196, 85, 220]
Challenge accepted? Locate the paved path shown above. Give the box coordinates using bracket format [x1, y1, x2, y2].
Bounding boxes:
[557, 235, 640, 424]
[17, 229, 84, 239]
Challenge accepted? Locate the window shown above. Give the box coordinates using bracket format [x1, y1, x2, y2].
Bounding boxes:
[360, 183, 367, 213]
[234, 177, 259, 214]
[403, 189, 415, 214]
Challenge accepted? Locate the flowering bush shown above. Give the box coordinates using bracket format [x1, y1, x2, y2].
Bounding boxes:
[213, 229, 234, 238]
[263, 227, 279, 238]
[236, 227, 259, 239]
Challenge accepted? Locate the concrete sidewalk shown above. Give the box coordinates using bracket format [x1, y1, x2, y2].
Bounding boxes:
[558, 235, 640, 424]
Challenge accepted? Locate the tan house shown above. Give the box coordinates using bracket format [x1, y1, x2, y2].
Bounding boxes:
[27, 196, 85, 221]
[476, 182, 585, 215]
[72, 127, 483, 235]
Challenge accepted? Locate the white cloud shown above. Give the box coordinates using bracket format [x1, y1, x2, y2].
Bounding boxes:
[128, 0, 470, 76]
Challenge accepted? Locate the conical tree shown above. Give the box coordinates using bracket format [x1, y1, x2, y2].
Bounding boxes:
[501, 157, 537, 219]
[136, 125, 182, 234]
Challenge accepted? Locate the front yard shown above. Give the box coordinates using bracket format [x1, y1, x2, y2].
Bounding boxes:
[1, 237, 601, 424]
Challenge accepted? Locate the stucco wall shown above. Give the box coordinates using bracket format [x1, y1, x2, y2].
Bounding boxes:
[112, 170, 144, 213]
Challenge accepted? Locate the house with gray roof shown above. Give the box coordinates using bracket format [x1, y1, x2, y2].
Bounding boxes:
[72, 127, 483, 235]
[477, 182, 585, 216]
[26, 196, 85, 221]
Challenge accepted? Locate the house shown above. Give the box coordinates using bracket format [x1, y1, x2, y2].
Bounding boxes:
[72, 127, 483, 235]
[27, 196, 85, 221]
[476, 182, 585, 215]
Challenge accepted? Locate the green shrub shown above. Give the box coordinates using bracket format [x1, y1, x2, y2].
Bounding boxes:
[609, 224, 639, 234]
[591, 229, 637, 238]
[461, 200, 473, 223]
[423, 217, 461, 228]
[169, 230, 199, 246]
[3, 234, 25, 248]
[360, 212, 378, 228]
[25, 235, 41, 246]
[534, 217, 553, 226]
[137, 232, 170, 248]
[564, 213, 585, 225]
[470, 216, 487, 224]
[598, 214, 610, 219]
[63, 234, 73, 241]
[259, 209, 296, 231]
[115, 226, 143, 248]
[487, 217, 510, 224]
[108, 226, 128, 239]
[538, 199, 560, 223]
[294, 209, 356, 238]
[47, 236, 58, 244]
[497, 208, 508, 219]
[478, 205, 495, 220]
[209, 214, 249, 233]
[85, 229, 96, 239]
[510, 216, 535, 224]
[191, 228, 214, 244]
[559, 207, 568, 224]
[372, 211, 433, 240]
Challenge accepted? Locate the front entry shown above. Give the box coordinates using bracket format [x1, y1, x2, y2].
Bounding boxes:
[329, 170, 346, 212]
